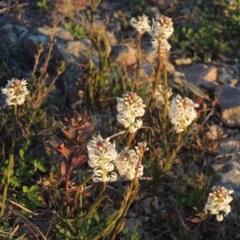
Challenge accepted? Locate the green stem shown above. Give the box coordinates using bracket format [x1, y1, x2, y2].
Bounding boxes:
[71, 174, 93, 214]
[0, 104, 17, 217]
[116, 129, 129, 145]
[135, 34, 142, 92]
[150, 40, 162, 110]
[161, 132, 183, 173]
[163, 60, 168, 129]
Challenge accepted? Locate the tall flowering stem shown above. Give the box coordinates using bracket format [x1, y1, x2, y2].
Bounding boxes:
[130, 15, 150, 91]
[135, 34, 141, 91]
[163, 59, 169, 130]
[161, 131, 183, 173]
[0, 104, 17, 217]
[87, 143, 148, 240]
[149, 15, 173, 111]
[111, 143, 147, 239]
[150, 42, 162, 111]
[0, 78, 29, 217]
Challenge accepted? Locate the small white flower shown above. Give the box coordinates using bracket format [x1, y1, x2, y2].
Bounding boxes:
[151, 38, 171, 57]
[2, 78, 29, 105]
[114, 144, 147, 180]
[117, 92, 145, 133]
[169, 95, 199, 133]
[155, 84, 173, 105]
[128, 119, 143, 133]
[130, 14, 150, 35]
[204, 186, 234, 221]
[92, 166, 117, 182]
[150, 15, 174, 41]
[87, 135, 117, 168]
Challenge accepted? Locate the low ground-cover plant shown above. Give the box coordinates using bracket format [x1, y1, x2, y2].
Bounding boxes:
[0, 1, 237, 239]
[172, 0, 240, 62]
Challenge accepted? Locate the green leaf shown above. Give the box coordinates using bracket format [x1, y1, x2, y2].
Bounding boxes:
[29, 185, 38, 192]
[22, 186, 29, 193]
[10, 176, 20, 187]
[37, 163, 46, 172]
[19, 149, 25, 159]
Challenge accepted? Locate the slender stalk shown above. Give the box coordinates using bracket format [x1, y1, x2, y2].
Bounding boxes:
[126, 132, 135, 148]
[116, 129, 129, 145]
[161, 132, 183, 173]
[0, 104, 17, 217]
[71, 174, 92, 214]
[135, 33, 142, 91]
[150, 40, 162, 110]
[162, 60, 169, 129]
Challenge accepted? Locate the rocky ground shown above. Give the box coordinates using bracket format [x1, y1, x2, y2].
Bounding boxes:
[1, 0, 240, 239]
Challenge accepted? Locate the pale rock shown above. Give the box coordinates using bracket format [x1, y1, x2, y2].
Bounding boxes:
[38, 26, 74, 41]
[181, 63, 217, 85]
[110, 44, 137, 66]
[218, 85, 240, 127]
[204, 66, 218, 82]
[230, 78, 238, 87]
[217, 70, 233, 84]
[175, 58, 192, 65]
[211, 133, 240, 198]
[23, 35, 49, 57]
[180, 63, 219, 94]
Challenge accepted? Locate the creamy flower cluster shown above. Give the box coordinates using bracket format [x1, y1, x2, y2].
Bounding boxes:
[150, 15, 174, 57]
[114, 142, 148, 180]
[130, 14, 173, 57]
[87, 135, 117, 182]
[130, 14, 150, 35]
[2, 78, 29, 105]
[117, 92, 146, 133]
[155, 84, 173, 105]
[169, 95, 199, 133]
[150, 16, 174, 40]
[204, 186, 234, 221]
[87, 136, 148, 182]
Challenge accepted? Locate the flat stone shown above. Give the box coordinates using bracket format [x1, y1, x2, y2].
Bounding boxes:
[217, 70, 233, 84]
[110, 44, 137, 66]
[38, 26, 74, 41]
[175, 58, 192, 65]
[218, 85, 240, 127]
[181, 63, 217, 85]
[23, 34, 49, 57]
[211, 134, 240, 199]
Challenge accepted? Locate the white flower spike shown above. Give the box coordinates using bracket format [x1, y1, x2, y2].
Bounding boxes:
[204, 186, 234, 221]
[114, 143, 148, 180]
[87, 135, 118, 183]
[2, 78, 29, 106]
[92, 166, 117, 182]
[116, 92, 145, 133]
[130, 14, 150, 35]
[169, 95, 199, 133]
[151, 38, 171, 57]
[87, 135, 117, 169]
[150, 15, 174, 41]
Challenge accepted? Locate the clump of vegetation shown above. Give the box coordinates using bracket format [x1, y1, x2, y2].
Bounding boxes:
[172, 0, 240, 62]
[0, 0, 238, 239]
